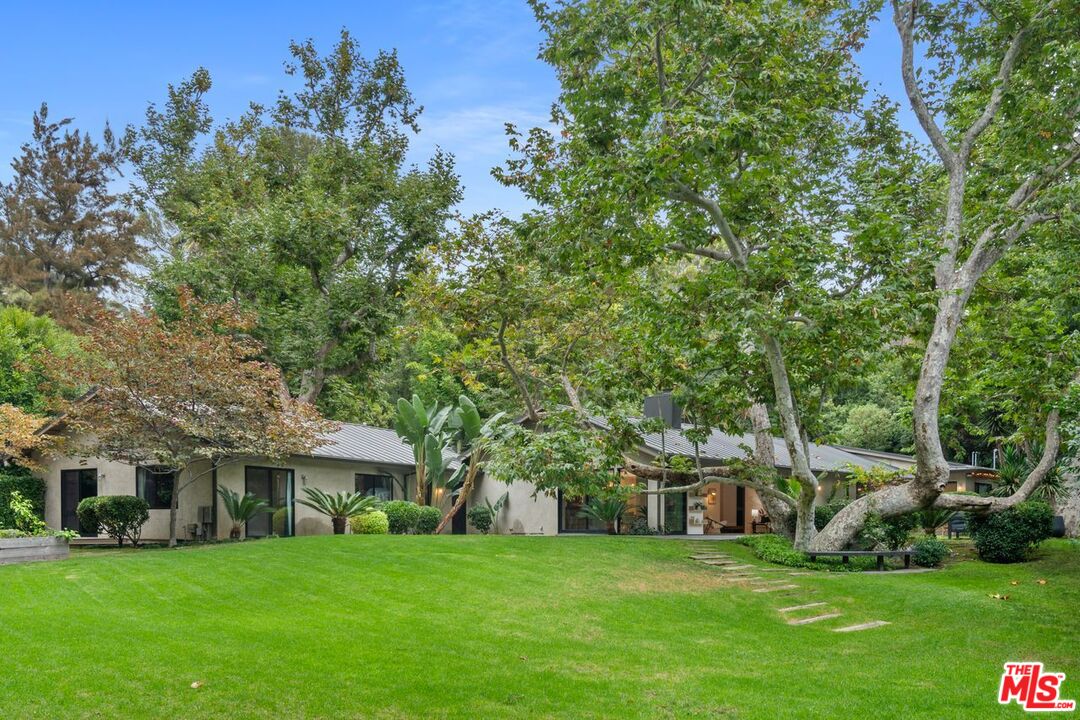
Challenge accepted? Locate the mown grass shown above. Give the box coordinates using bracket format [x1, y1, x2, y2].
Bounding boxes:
[1, 535, 1077, 719]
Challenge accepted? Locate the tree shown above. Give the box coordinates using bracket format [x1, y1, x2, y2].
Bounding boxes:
[53, 289, 333, 546]
[816, 0, 1080, 548]
[500, 0, 1078, 550]
[0, 403, 54, 472]
[434, 396, 505, 534]
[125, 30, 461, 413]
[0, 104, 144, 322]
[393, 394, 456, 505]
[0, 305, 80, 413]
[498, 0, 921, 548]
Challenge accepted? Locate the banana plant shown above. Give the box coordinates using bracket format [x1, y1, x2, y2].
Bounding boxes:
[435, 396, 507, 534]
[394, 394, 455, 505]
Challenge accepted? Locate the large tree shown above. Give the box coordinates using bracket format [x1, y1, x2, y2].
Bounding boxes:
[124, 30, 461, 412]
[500, 0, 1078, 549]
[0, 104, 144, 323]
[54, 290, 332, 546]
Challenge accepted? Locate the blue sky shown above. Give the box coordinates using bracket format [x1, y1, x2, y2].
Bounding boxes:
[0, 0, 911, 218]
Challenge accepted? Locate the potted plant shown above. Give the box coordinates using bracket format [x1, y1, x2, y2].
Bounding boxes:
[216, 486, 271, 539]
[578, 496, 628, 535]
[297, 487, 380, 534]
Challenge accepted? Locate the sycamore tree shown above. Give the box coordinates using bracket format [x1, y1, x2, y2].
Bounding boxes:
[53, 289, 333, 546]
[498, 0, 925, 548]
[124, 30, 461, 412]
[0, 104, 144, 324]
[500, 0, 1078, 549]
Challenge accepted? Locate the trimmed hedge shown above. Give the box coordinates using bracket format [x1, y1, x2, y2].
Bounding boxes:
[911, 537, 949, 567]
[383, 500, 421, 534]
[969, 500, 1053, 563]
[0, 467, 44, 529]
[350, 510, 389, 535]
[416, 505, 442, 535]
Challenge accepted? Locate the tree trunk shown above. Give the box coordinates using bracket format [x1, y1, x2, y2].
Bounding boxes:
[1054, 455, 1079, 538]
[436, 464, 478, 535]
[168, 471, 180, 548]
[749, 403, 796, 541]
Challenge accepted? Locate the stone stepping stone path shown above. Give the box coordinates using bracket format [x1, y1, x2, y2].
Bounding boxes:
[688, 550, 892, 632]
[752, 584, 801, 593]
[778, 602, 827, 613]
[787, 612, 844, 626]
[834, 620, 891, 632]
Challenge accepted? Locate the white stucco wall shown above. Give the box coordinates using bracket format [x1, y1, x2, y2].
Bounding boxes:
[470, 473, 558, 535]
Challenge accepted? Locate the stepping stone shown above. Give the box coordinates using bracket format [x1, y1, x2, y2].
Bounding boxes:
[699, 559, 738, 566]
[788, 572, 817, 576]
[690, 555, 732, 561]
[834, 621, 891, 633]
[717, 564, 755, 572]
[788, 612, 843, 626]
[723, 575, 762, 582]
[778, 602, 827, 613]
[752, 584, 800, 593]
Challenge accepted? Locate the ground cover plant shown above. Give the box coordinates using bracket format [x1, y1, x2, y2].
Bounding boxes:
[1, 536, 1077, 719]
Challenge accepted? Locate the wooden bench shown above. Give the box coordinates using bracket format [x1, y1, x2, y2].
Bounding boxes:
[806, 548, 913, 571]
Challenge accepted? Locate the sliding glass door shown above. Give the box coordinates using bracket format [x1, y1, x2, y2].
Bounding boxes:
[245, 466, 294, 538]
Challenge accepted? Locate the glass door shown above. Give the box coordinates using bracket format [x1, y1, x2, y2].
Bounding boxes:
[61, 468, 97, 535]
[245, 466, 294, 538]
[662, 492, 687, 535]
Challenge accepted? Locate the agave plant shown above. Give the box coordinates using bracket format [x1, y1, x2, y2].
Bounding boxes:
[216, 486, 271, 539]
[297, 487, 381, 534]
[578, 496, 628, 535]
[914, 507, 956, 536]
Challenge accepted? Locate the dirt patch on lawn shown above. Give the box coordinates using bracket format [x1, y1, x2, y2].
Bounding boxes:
[617, 567, 731, 594]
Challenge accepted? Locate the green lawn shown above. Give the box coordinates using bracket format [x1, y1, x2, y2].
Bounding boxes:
[2, 536, 1078, 719]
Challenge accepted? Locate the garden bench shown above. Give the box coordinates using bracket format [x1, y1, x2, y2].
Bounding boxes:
[806, 548, 913, 571]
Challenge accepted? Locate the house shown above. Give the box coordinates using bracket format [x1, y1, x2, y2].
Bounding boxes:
[33, 393, 996, 541]
[37, 423, 469, 541]
[835, 446, 999, 494]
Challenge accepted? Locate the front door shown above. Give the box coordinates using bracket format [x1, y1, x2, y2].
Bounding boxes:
[61, 468, 98, 535]
[245, 466, 294, 538]
[452, 501, 468, 534]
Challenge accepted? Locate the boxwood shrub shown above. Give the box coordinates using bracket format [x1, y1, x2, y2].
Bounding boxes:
[911, 536, 949, 567]
[416, 505, 442, 534]
[350, 510, 389, 535]
[0, 467, 44, 529]
[969, 500, 1053, 563]
[383, 500, 421, 534]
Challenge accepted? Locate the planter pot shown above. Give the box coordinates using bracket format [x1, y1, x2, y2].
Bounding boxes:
[1052, 515, 1066, 539]
[0, 536, 69, 566]
[230, 526, 241, 540]
[606, 522, 618, 535]
[332, 517, 347, 535]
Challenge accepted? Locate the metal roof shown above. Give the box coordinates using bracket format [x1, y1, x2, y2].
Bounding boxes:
[834, 445, 988, 472]
[591, 416, 893, 473]
[308, 422, 460, 470]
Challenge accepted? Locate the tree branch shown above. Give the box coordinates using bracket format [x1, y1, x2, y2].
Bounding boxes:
[666, 241, 733, 263]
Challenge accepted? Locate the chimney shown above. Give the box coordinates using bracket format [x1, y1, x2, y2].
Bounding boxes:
[644, 392, 682, 428]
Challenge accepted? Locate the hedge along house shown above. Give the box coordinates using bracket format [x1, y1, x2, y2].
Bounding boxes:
[468, 395, 899, 536]
[33, 422, 468, 542]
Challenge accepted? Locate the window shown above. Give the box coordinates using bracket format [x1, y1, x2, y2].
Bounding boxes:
[974, 481, 993, 496]
[137, 467, 176, 509]
[356, 473, 394, 501]
[559, 491, 608, 534]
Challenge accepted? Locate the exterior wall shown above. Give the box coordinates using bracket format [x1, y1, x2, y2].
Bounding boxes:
[37, 445, 213, 540]
[470, 473, 558, 535]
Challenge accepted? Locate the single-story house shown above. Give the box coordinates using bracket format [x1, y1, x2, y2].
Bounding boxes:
[835, 446, 999, 494]
[32, 394, 997, 541]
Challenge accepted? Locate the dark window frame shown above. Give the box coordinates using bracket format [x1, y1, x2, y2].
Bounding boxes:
[136, 466, 176, 510]
[355, 473, 394, 501]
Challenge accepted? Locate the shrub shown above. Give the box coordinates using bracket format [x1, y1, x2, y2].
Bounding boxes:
[626, 514, 657, 535]
[0, 467, 44, 529]
[8, 490, 47, 535]
[383, 500, 421, 534]
[467, 505, 493, 534]
[416, 505, 442, 534]
[0, 528, 27, 538]
[969, 500, 1053, 563]
[858, 512, 918, 550]
[740, 534, 813, 568]
[814, 499, 849, 531]
[350, 510, 389, 535]
[911, 536, 949, 567]
[76, 496, 102, 536]
[79, 496, 150, 547]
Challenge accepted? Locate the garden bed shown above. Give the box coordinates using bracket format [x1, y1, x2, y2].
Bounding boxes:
[0, 536, 70, 565]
